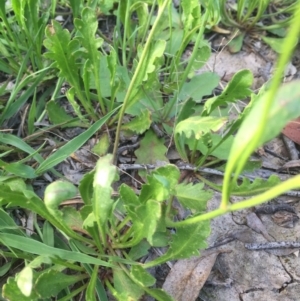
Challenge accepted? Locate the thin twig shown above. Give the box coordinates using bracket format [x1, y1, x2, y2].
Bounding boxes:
[245, 241, 300, 250]
[118, 162, 300, 197]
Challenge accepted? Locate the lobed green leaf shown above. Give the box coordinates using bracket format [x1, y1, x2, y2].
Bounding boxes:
[145, 222, 210, 267]
[120, 109, 152, 134]
[174, 116, 227, 161]
[135, 130, 168, 165]
[230, 175, 282, 196]
[202, 69, 253, 116]
[175, 182, 212, 211]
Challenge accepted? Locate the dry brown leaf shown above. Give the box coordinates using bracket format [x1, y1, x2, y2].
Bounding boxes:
[162, 250, 226, 301]
[280, 159, 300, 170]
[245, 212, 274, 241]
[282, 117, 300, 145]
[271, 210, 299, 228]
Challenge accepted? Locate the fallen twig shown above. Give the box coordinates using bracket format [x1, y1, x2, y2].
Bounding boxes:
[118, 162, 300, 197]
[245, 241, 300, 250]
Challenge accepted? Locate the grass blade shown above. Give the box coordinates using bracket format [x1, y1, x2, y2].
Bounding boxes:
[36, 106, 120, 175]
[0, 233, 114, 267]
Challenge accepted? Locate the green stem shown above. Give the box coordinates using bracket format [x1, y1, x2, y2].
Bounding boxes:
[105, 279, 117, 297]
[33, 214, 43, 240]
[57, 283, 88, 301]
[191, 139, 199, 164]
[165, 196, 175, 220]
[201, 158, 222, 168]
[97, 224, 108, 249]
[115, 4, 122, 63]
[170, 175, 300, 227]
[141, 1, 157, 45]
[112, 0, 171, 163]
[246, 0, 269, 28]
[119, 228, 134, 245]
[220, 0, 244, 28]
[195, 174, 222, 191]
[122, 0, 131, 67]
[116, 215, 131, 232]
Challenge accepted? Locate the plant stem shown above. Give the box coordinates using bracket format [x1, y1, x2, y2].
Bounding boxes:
[57, 284, 88, 301]
[171, 175, 300, 227]
[112, 0, 171, 163]
[195, 174, 222, 191]
[122, 0, 131, 67]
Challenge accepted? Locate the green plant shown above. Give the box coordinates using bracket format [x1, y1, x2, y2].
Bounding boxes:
[218, 0, 298, 53]
[174, 69, 253, 166]
[1, 0, 300, 300]
[0, 0, 48, 75]
[0, 154, 212, 300]
[171, 0, 300, 226]
[221, 0, 297, 30]
[0, 0, 52, 128]
[42, 0, 217, 161]
[0, 0, 217, 175]
[0, 0, 217, 299]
